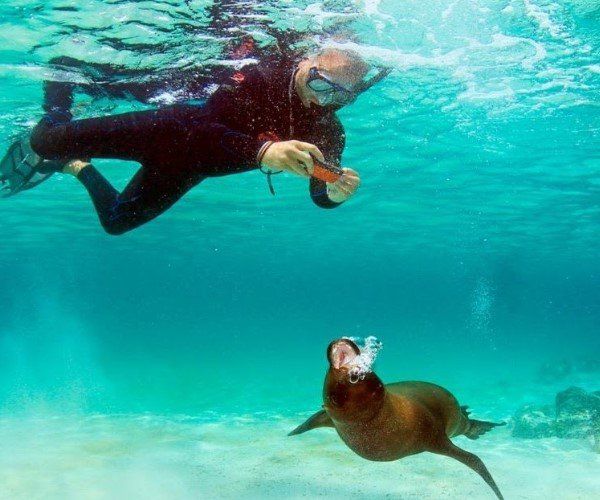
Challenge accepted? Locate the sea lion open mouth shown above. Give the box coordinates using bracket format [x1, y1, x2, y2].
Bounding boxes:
[327, 337, 383, 380]
[328, 339, 360, 369]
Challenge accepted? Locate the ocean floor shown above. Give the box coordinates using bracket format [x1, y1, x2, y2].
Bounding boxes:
[1, 414, 598, 499]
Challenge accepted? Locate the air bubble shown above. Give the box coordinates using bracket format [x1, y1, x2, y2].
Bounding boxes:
[341, 335, 383, 380]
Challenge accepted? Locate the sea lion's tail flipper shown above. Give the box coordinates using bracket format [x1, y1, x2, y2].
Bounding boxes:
[439, 441, 504, 500]
[465, 418, 506, 440]
[288, 409, 333, 436]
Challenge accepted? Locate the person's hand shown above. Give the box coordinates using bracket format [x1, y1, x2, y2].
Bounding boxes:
[260, 140, 324, 177]
[327, 168, 360, 203]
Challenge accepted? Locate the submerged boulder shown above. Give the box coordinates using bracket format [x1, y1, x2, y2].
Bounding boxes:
[512, 404, 556, 438]
[555, 387, 600, 439]
[513, 386, 600, 447]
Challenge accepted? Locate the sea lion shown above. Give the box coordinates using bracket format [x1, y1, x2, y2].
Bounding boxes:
[289, 338, 505, 499]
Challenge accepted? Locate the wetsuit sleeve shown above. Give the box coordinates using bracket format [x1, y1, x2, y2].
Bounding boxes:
[200, 66, 272, 169]
[307, 115, 346, 209]
[212, 128, 266, 169]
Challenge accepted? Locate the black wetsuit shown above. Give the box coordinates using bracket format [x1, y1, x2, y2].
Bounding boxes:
[30, 55, 345, 235]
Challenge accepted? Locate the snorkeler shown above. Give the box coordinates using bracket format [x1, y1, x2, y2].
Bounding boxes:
[0, 48, 390, 234]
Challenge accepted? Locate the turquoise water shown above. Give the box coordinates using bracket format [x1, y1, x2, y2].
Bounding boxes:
[1, 1, 599, 498]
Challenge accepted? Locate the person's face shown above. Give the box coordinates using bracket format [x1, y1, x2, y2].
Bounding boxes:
[296, 57, 364, 109]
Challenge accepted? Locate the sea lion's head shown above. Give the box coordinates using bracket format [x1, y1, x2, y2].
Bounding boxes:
[323, 338, 385, 422]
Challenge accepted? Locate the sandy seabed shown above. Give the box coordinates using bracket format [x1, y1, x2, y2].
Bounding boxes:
[0, 414, 598, 500]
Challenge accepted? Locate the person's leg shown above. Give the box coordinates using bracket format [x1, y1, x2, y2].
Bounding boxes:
[75, 163, 204, 235]
[31, 103, 261, 176]
[29, 107, 182, 164]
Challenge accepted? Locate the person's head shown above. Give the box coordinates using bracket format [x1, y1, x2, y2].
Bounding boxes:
[295, 48, 389, 109]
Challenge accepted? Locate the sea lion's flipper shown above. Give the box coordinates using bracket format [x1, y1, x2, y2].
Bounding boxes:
[465, 418, 506, 440]
[438, 441, 504, 500]
[288, 410, 334, 436]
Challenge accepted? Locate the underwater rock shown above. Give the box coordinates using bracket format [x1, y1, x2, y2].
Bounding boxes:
[555, 387, 600, 439]
[512, 404, 556, 438]
[513, 387, 600, 445]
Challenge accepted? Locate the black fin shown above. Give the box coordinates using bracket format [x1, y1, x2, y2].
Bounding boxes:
[0, 134, 54, 197]
[439, 441, 504, 500]
[465, 419, 506, 440]
[288, 409, 333, 436]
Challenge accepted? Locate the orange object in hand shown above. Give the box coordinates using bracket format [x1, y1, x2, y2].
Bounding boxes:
[311, 157, 344, 183]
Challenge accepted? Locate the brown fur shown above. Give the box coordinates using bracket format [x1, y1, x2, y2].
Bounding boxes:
[289, 339, 505, 499]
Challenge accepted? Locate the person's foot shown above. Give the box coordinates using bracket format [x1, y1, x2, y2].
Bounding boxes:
[62, 160, 90, 176]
